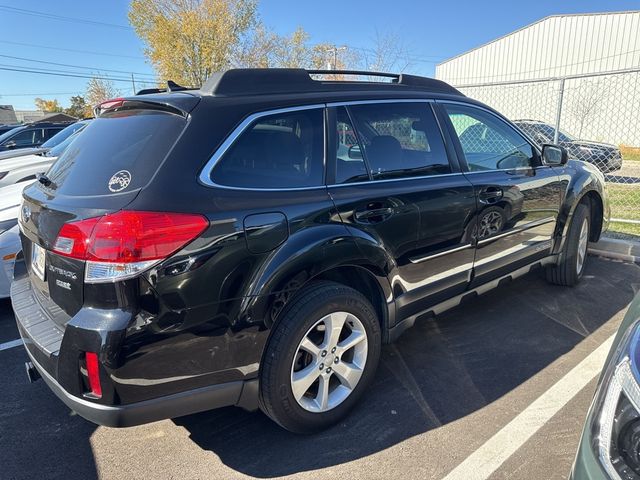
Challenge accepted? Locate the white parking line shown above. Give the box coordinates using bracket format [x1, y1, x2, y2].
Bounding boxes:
[0, 339, 23, 351]
[442, 334, 615, 480]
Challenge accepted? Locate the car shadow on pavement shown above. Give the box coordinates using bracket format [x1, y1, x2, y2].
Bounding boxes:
[173, 257, 640, 478]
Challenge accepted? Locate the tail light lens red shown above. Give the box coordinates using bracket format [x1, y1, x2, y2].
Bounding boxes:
[85, 352, 102, 398]
[53, 211, 208, 282]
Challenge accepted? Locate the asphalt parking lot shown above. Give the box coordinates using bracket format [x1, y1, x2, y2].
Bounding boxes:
[1, 255, 638, 480]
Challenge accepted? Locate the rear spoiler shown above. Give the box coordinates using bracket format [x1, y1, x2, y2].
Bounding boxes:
[93, 92, 200, 118]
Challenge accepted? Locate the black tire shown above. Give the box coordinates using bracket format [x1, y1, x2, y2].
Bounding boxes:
[546, 202, 591, 286]
[259, 281, 381, 434]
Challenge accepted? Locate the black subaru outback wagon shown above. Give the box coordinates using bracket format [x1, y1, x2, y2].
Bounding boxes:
[13, 69, 608, 433]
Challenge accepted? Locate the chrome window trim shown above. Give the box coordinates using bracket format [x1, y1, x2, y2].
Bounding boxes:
[197, 98, 479, 192]
[327, 98, 434, 107]
[198, 103, 326, 189]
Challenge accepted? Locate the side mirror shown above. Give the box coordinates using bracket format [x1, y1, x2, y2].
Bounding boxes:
[348, 145, 363, 160]
[541, 144, 568, 166]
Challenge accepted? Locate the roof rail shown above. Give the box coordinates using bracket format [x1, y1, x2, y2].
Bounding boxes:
[201, 68, 462, 97]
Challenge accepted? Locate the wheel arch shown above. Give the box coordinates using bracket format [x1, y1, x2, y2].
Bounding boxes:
[239, 226, 395, 336]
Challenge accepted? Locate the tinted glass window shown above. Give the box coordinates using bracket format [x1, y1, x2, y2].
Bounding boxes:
[41, 121, 89, 148]
[212, 108, 324, 189]
[43, 127, 64, 140]
[445, 105, 537, 171]
[7, 128, 44, 147]
[335, 107, 368, 184]
[46, 110, 186, 196]
[347, 102, 450, 180]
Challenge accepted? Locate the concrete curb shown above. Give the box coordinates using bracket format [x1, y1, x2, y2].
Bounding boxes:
[588, 236, 640, 263]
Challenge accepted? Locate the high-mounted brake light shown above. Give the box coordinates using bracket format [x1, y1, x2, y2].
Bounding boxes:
[85, 352, 102, 398]
[94, 97, 126, 116]
[53, 211, 209, 282]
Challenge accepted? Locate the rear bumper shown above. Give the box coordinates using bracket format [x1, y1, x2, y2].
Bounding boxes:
[12, 256, 260, 427]
[24, 344, 252, 427]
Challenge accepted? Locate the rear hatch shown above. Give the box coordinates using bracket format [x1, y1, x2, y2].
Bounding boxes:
[19, 96, 198, 323]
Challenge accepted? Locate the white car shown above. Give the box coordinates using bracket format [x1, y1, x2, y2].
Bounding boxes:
[0, 120, 89, 188]
[0, 181, 31, 297]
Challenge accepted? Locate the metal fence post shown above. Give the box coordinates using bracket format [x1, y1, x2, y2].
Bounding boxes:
[553, 78, 565, 144]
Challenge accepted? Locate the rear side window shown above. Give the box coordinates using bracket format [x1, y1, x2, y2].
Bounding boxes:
[211, 108, 324, 189]
[345, 102, 450, 181]
[46, 110, 186, 196]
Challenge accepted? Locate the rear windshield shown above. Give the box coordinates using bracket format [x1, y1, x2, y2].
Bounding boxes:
[45, 110, 186, 196]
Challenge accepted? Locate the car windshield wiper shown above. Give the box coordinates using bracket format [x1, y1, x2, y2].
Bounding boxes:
[36, 172, 55, 187]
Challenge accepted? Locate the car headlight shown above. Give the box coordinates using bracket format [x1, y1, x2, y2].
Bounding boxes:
[591, 322, 640, 479]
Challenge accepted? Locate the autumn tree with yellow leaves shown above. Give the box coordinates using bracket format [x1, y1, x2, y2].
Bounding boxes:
[128, 0, 357, 86]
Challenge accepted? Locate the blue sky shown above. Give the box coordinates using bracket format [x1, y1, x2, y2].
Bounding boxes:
[0, 0, 638, 110]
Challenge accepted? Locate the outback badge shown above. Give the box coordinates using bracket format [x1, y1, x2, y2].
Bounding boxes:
[108, 170, 132, 192]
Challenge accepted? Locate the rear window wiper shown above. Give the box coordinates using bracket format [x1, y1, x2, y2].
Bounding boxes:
[36, 172, 55, 188]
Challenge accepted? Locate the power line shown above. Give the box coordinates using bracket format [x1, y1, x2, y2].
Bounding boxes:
[0, 92, 84, 97]
[0, 65, 143, 83]
[0, 39, 145, 60]
[0, 54, 156, 79]
[0, 5, 132, 30]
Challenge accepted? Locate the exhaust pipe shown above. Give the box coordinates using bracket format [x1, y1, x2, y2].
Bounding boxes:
[25, 361, 41, 383]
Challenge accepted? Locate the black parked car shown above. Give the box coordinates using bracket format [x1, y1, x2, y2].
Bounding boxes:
[0, 122, 72, 152]
[514, 119, 623, 173]
[13, 69, 609, 433]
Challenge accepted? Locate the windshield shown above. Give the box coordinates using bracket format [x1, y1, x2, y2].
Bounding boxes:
[41, 121, 89, 149]
[45, 128, 84, 157]
[0, 126, 22, 144]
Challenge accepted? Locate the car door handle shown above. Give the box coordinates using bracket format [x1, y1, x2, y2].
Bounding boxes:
[478, 187, 503, 204]
[354, 207, 394, 223]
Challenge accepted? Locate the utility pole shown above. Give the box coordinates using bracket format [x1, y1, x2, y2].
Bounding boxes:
[324, 46, 347, 70]
[131, 73, 137, 95]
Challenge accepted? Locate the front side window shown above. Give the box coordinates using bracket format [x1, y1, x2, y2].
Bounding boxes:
[445, 104, 537, 171]
[345, 102, 450, 181]
[212, 108, 324, 189]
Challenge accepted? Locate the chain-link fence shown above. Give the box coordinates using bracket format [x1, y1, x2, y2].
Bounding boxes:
[452, 68, 640, 238]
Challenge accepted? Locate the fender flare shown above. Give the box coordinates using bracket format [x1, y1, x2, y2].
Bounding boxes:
[553, 166, 607, 256]
[238, 224, 395, 330]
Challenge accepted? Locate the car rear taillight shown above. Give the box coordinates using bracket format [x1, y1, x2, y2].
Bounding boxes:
[85, 352, 102, 398]
[53, 210, 208, 282]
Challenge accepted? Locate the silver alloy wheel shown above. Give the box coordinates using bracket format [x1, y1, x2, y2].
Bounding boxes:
[290, 311, 368, 413]
[478, 210, 503, 239]
[576, 217, 589, 275]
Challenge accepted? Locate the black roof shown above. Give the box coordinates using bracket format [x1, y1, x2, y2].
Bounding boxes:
[137, 69, 463, 98]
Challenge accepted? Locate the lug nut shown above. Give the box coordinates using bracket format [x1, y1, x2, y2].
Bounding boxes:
[321, 350, 327, 357]
[334, 357, 339, 364]
[331, 347, 336, 353]
[319, 364, 324, 370]
[326, 367, 332, 374]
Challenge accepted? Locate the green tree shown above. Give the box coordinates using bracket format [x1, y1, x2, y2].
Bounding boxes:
[64, 95, 88, 119]
[34, 98, 63, 113]
[129, 0, 258, 86]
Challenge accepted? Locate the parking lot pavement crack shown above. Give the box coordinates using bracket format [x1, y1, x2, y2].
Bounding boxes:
[383, 344, 443, 428]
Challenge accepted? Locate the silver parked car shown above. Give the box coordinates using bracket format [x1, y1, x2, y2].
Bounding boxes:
[0, 120, 89, 188]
